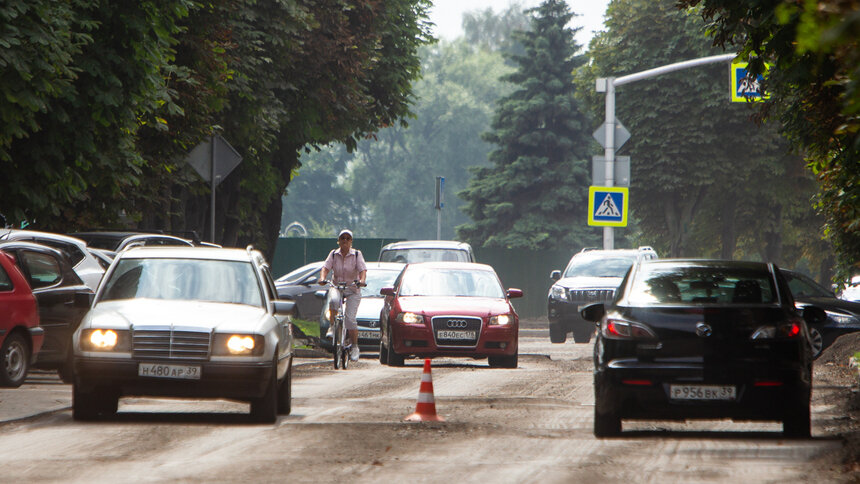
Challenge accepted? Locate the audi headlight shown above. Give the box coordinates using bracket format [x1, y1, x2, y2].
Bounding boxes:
[80, 329, 130, 352]
[396, 312, 424, 324]
[489, 314, 512, 325]
[213, 334, 265, 356]
[550, 285, 566, 300]
[826, 310, 859, 326]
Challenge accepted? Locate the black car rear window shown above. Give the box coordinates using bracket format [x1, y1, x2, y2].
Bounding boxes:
[628, 266, 776, 305]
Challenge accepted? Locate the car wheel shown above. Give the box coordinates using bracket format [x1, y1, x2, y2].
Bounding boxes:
[808, 326, 824, 359]
[488, 353, 518, 369]
[378, 338, 389, 363]
[58, 339, 76, 384]
[783, 403, 811, 438]
[0, 333, 30, 388]
[72, 384, 118, 421]
[571, 324, 594, 344]
[386, 331, 404, 367]
[277, 361, 292, 415]
[250, 361, 278, 423]
[593, 377, 621, 437]
[549, 323, 567, 343]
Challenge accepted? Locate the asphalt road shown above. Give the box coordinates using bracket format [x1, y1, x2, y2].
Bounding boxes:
[0, 325, 856, 483]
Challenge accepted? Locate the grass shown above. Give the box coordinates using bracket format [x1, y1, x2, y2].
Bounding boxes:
[291, 318, 320, 349]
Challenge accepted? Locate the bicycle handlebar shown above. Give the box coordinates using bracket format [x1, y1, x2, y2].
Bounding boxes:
[319, 280, 366, 288]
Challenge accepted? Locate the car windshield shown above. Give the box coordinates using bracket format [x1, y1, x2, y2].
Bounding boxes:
[399, 267, 503, 298]
[380, 248, 468, 263]
[563, 255, 636, 278]
[100, 258, 263, 307]
[365, 269, 400, 297]
[627, 265, 777, 305]
[783, 271, 833, 298]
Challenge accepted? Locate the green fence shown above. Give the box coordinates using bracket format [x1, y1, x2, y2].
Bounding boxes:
[272, 238, 572, 319]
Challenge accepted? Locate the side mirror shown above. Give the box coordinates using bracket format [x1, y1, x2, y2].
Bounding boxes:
[550, 270, 561, 281]
[314, 290, 328, 299]
[506, 288, 523, 299]
[380, 287, 395, 296]
[801, 306, 827, 325]
[580, 302, 605, 323]
[75, 291, 94, 308]
[274, 300, 296, 316]
[304, 276, 318, 286]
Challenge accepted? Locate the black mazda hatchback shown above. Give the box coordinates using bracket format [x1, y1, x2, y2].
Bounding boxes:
[581, 259, 826, 438]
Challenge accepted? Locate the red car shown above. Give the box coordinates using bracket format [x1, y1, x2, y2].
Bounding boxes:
[0, 249, 44, 387]
[378, 262, 522, 368]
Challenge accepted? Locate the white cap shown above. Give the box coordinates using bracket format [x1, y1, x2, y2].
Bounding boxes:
[338, 229, 353, 239]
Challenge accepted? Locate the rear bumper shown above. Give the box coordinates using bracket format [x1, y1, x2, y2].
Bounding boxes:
[75, 357, 273, 400]
[595, 361, 810, 421]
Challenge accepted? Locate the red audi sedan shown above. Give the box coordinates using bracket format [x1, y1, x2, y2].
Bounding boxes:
[378, 262, 522, 368]
[0, 249, 44, 387]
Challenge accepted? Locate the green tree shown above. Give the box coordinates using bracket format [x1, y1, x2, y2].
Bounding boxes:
[457, 0, 598, 250]
[677, 0, 860, 282]
[576, 0, 823, 264]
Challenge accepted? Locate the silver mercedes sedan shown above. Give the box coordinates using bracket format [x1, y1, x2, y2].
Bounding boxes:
[72, 246, 295, 423]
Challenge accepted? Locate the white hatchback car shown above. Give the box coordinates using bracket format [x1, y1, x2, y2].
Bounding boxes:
[0, 229, 105, 291]
[72, 246, 295, 422]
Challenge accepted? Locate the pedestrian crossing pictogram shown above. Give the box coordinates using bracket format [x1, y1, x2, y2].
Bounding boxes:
[588, 186, 628, 227]
[595, 193, 621, 217]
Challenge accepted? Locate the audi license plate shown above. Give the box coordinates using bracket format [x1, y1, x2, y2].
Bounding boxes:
[669, 384, 736, 401]
[358, 330, 380, 340]
[138, 363, 201, 380]
[437, 330, 476, 340]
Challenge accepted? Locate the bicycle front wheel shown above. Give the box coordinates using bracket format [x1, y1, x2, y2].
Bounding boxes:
[332, 319, 342, 370]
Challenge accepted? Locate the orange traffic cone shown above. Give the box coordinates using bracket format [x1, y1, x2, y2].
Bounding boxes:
[404, 359, 444, 422]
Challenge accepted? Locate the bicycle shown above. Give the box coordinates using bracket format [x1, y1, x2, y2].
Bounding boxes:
[326, 280, 365, 370]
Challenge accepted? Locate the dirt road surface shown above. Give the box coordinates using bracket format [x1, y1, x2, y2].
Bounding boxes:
[0, 322, 857, 483]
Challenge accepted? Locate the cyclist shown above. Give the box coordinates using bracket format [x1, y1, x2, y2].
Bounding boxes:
[319, 229, 367, 361]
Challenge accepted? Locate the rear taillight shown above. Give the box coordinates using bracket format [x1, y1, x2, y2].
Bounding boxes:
[602, 318, 657, 340]
[750, 318, 802, 340]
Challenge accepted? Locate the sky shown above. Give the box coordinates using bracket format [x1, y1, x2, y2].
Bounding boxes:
[427, 0, 612, 47]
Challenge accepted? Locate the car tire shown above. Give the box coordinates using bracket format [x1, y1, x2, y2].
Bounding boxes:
[58, 340, 76, 384]
[378, 339, 388, 364]
[0, 333, 30, 388]
[72, 384, 118, 421]
[593, 377, 621, 437]
[277, 361, 292, 415]
[783, 402, 811, 438]
[549, 323, 567, 343]
[488, 353, 518, 369]
[571, 324, 594, 344]
[386, 331, 404, 367]
[250, 361, 278, 423]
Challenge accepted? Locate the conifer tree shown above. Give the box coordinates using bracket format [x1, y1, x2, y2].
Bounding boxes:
[457, 0, 598, 250]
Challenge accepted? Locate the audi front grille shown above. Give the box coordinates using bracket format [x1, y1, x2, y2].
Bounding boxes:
[132, 326, 212, 360]
[430, 316, 482, 347]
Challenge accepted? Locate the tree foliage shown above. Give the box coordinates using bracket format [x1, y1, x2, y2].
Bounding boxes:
[575, 0, 824, 271]
[0, 1, 432, 257]
[457, 0, 599, 250]
[676, 0, 860, 282]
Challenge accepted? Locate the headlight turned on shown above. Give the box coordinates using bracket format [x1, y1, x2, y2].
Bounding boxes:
[396, 312, 424, 324]
[80, 329, 130, 351]
[213, 334, 265, 356]
[489, 314, 512, 325]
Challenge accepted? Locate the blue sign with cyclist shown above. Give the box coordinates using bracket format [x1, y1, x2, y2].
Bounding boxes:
[588, 186, 628, 227]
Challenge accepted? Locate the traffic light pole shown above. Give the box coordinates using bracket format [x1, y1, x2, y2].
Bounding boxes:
[596, 53, 736, 250]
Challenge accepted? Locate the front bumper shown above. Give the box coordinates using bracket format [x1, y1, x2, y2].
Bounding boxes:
[75, 357, 273, 400]
[391, 323, 517, 358]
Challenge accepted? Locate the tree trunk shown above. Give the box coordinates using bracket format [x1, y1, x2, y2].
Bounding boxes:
[720, 197, 737, 260]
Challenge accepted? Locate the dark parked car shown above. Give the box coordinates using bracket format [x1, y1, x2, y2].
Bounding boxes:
[548, 247, 658, 343]
[379, 262, 522, 368]
[275, 261, 325, 321]
[0, 241, 93, 383]
[0, 249, 44, 387]
[782, 269, 860, 358]
[378, 240, 475, 263]
[581, 259, 824, 438]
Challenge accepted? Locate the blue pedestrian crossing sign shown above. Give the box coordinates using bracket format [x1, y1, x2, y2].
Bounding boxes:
[588, 186, 628, 227]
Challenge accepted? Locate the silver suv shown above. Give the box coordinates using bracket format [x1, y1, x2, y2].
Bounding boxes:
[547, 247, 658, 343]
